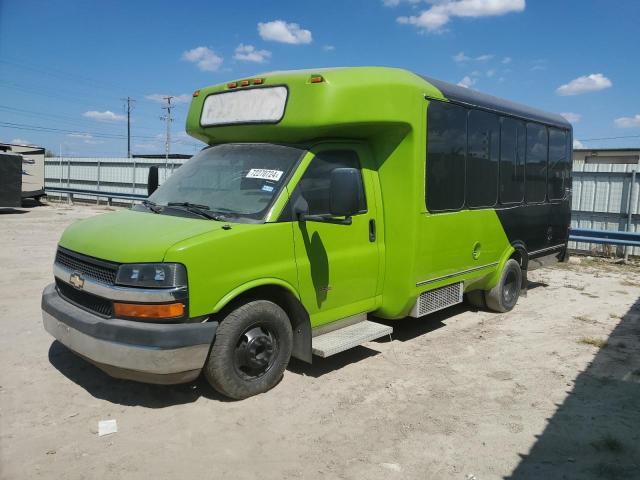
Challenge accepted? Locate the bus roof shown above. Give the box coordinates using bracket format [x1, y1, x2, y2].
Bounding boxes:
[186, 67, 570, 144]
[420, 75, 571, 129]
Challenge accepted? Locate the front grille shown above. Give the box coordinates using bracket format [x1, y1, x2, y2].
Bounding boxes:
[55, 248, 118, 285]
[56, 279, 113, 317]
[410, 282, 463, 318]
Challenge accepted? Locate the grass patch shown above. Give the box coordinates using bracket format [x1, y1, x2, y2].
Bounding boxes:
[578, 337, 608, 348]
[574, 315, 596, 324]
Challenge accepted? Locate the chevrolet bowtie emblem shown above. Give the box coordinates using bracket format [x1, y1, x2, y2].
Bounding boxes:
[69, 272, 85, 290]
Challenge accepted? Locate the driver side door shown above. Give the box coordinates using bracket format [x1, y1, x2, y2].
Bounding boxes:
[287, 145, 380, 328]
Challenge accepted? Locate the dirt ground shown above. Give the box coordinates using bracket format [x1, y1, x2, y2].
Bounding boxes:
[1, 202, 639, 480]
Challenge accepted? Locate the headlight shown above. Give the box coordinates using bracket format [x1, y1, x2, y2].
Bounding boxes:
[115, 263, 187, 288]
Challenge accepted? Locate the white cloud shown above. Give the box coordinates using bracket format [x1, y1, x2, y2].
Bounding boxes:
[323, 44, 335, 52]
[145, 93, 191, 105]
[560, 112, 581, 123]
[573, 139, 584, 149]
[182, 46, 223, 72]
[67, 133, 103, 145]
[83, 110, 126, 122]
[502, 56, 512, 64]
[457, 75, 476, 88]
[233, 44, 272, 63]
[614, 114, 640, 128]
[556, 73, 612, 96]
[486, 69, 496, 77]
[397, 0, 525, 32]
[453, 51, 494, 63]
[258, 20, 312, 44]
[10, 138, 35, 146]
[383, 0, 421, 6]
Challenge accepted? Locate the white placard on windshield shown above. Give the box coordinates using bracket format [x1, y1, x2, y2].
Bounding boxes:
[200, 86, 288, 126]
[246, 169, 284, 181]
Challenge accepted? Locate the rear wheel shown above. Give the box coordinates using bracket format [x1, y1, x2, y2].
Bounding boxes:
[204, 300, 293, 400]
[485, 259, 522, 313]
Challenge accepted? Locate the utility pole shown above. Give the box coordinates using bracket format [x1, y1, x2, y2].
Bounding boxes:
[160, 96, 174, 173]
[122, 97, 135, 158]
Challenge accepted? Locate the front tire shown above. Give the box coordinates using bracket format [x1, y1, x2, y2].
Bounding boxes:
[485, 259, 522, 313]
[204, 300, 293, 400]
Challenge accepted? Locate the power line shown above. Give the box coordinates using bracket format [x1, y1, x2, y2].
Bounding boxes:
[577, 134, 640, 142]
[0, 121, 158, 140]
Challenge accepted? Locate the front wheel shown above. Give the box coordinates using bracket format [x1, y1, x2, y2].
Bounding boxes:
[485, 259, 522, 313]
[204, 300, 293, 400]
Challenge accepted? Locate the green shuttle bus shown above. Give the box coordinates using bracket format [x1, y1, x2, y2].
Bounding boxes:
[42, 67, 572, 399]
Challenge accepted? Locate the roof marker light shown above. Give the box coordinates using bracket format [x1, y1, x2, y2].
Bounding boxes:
[227, 82, 238, 89]
[310, 75, 324, 83]
[192, 90, 200, 97]
[240, 79, 250, 87]
[252, 78, 264, 85]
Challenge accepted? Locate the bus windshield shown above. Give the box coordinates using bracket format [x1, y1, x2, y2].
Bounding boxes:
[148, 143, 304, 221]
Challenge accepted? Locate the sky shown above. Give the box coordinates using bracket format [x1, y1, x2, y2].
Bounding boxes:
[1, 0, 639, 156]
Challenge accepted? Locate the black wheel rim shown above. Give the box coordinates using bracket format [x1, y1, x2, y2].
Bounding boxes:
[503, 270, 518, 305]
[233, 324, 278, 380]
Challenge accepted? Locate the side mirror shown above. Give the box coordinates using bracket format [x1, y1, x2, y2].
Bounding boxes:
[330, 168, 361, 217]
[147, 166, 159, 196]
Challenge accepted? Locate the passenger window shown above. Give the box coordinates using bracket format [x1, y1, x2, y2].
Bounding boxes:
[525, 123, 548, 203]
[298, 150, 367, 215]
[426, 101, 467, 212]
[548, 128, 570, 200]
[466, 110, 499, 208]
[499, 117, 525, 204]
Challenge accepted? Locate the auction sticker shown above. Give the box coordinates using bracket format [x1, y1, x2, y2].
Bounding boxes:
[246, 169, 283, 181]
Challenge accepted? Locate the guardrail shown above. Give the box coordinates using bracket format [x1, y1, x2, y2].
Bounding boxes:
[569, 228, 640, 248]
[45, 187, 147, 204]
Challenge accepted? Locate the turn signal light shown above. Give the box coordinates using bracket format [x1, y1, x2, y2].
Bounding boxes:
[227, 82, 238, 88]
[114, 302, 185, 319]
[310, 75, 324, 83]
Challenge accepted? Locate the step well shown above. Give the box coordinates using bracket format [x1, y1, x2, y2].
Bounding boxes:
[311, 320, 392, 358]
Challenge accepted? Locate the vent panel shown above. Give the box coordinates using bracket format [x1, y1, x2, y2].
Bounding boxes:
[410, 282, 463, 318]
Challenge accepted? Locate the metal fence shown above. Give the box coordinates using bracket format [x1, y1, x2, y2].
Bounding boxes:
[570, 159, 639, 256]
[45, 155, 640, 257]
[44, 157, 188, 204]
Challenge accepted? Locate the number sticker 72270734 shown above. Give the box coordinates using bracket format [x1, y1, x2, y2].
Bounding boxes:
[246, 169, 283, 182]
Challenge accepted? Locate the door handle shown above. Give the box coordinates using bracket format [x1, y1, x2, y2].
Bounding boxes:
[369, 219, 376, 242]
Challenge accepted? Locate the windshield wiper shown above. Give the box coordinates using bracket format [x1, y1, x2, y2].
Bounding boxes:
[142, 199, 161, 213]
[166, 202, 226, 221]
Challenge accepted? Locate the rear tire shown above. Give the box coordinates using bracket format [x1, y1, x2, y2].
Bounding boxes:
[204, 300, 293, 400]
[485, 259, 522, 313]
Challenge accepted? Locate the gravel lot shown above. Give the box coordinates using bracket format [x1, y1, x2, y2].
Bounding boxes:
[1, 202, 639, 480]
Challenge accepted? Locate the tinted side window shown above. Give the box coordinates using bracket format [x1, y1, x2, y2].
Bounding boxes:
[466, 110, 499, 208]
[525, 123, 548, 203]
[499, 117, 525, 204]
[548, 128, 570, 200]
[298, 150, 366, 216]
[427, 101, 467, 212]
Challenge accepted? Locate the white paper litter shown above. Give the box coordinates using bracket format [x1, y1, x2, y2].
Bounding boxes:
[98, 419, 117, 437]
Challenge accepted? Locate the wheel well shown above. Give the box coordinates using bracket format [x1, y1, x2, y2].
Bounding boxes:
[209, 285, 312, 363]
[509, 246, 528, 289]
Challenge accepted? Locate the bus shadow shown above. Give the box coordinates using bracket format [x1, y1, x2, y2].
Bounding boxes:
[505, 297, 640, 479]
[288, 346, 379, 378]
[47, 341, 229, 407]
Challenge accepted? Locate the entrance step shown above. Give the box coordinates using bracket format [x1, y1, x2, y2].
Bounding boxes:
[311, 320, 393, 358]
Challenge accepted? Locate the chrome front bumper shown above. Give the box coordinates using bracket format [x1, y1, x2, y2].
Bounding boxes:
[42, 284, 217, 384]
